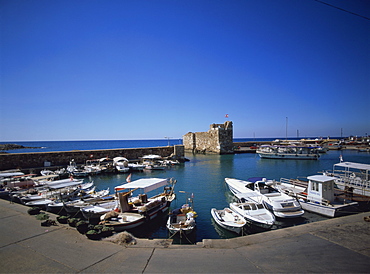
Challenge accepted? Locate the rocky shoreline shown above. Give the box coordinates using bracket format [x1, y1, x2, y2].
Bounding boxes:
[0, 144, 40, 151]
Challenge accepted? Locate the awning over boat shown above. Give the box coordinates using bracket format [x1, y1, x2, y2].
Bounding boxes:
[142, 155, 162, 159]
[307, 175, 335, 183]
[113, 157, 128, 163]
[334, 162, 370, 171]
[115, 178, 168, 192]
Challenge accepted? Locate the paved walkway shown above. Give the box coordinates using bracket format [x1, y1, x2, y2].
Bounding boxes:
[0, 198, 370, 273]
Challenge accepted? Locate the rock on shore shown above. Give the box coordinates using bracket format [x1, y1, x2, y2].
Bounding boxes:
[0, 144, 40, 151]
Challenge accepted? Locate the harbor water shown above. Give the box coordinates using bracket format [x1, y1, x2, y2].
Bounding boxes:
[88, 149, 370, 242]
[2, 140, 370, 242]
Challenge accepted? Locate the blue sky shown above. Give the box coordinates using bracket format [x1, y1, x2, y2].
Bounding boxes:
[1, 0, 369, 141]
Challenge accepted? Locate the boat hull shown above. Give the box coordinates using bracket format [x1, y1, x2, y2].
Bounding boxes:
[299, 200, 358, 218]
[104, 212, 146, 232]
[229, 203, 275, 230]
[166, 214, 196, 235]
[210, 208, 246, 234]
[257, 152, 319, 160]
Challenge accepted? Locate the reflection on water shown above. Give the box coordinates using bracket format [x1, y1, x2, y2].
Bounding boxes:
[90, 150, 370, 243]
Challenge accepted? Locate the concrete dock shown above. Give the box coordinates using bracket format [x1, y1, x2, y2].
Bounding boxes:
[1, 198, 370, 273]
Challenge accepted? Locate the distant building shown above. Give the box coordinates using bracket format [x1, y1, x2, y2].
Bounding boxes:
[183, 121, 233, 154]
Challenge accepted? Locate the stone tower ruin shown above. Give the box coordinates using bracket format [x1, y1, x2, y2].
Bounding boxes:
[183, 121, 233, 154]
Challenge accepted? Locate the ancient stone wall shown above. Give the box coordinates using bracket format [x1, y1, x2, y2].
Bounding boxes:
[0, 145, 184, 170]
[183, 121, 233, 154]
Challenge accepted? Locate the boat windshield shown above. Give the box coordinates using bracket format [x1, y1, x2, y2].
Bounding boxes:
[258, 183, 279, 194]
[243, 203, 258, 210]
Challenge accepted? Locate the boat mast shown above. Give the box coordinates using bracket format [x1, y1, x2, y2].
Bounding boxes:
[286, 117, 288, 140]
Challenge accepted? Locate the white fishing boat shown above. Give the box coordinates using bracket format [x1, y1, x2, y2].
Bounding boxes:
[62, 193, 113, 214]
[166, 191, 196, 235]
[324, 161, 370, 200]
[101, 212, 146, 230]
[25, 198, 54, 207]
[47, 187, 110, 213]
[40, 177, 85, 188]
[113, 157, 130, 173]
[225, 177, 304, 218]
[277, 175, 359, 218]
[230, 193, 275, 229]
[1, 174, 36, 189]
[31, 174, 59, 185]
[102, 177, 176, 232]
[211, 207, 247, 234]
[127, 162, 145, 171]
[0, 170, 24, 179]
[80, 200, 119, 219]
[160, 159, 180, 166]
[84, 159, 102, 175]
[256, 144, 320, 160]
[19, 181, 93, 203]
[99, 157, 115, 173]
[40, 168, 68, 177]
[142, 155, 166, 170]
[67, 160, 91, 177]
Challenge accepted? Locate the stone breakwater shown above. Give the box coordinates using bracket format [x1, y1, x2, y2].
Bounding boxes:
[0, 144, 40, 151]
[0, 145, 185, 171]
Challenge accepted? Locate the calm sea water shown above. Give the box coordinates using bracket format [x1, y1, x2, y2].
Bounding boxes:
[0, 137, 334, 153]
[2, 139, 369, 242]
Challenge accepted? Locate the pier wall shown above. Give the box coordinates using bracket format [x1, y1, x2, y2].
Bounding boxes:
[0, 145, 184, 171]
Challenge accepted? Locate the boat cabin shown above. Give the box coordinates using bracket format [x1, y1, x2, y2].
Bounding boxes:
[306, 175, 335, 203]
[245, 178, 280, 195]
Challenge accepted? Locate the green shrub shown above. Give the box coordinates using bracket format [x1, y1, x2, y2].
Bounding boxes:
[67, 218, 80, 227]
[94, 224, 105, 231]
[86, 229, 100, 235]
[56, 215, 69, 224]
[35, 213, 49, 220]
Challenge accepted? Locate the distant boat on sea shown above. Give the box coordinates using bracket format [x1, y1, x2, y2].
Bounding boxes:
[256, 144, 320, 160]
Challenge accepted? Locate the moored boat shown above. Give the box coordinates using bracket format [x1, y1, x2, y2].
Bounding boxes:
[225, 177, 304, 218]
[256, 144, 320, 160]
[324, 161, 370, 200]
[102, 177, 176, 232]
[230, 192, 275, 229]
[80, 200, 118, 219]
[167, 203, 197, 235]
[142, 155, 166, 170]
[211, 207, 247, 234]
[277, 175, 359, 218]
[113, 157, 130, 173]
[63, 194, 113, 214]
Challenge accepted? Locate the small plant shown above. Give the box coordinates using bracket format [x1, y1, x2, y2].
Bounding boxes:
[94, 224, 105, 231]
[35, 213, 49, 220]
[86, 229, 102, 240]
[76, 220, 88, 227]
[100, 226, 114, 237]
[56, 215, 69, 224]
[67, 218, 80, 227]
[76, 220, 89, 234]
